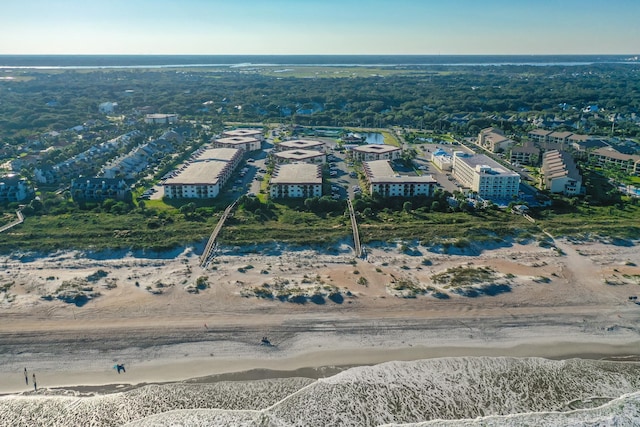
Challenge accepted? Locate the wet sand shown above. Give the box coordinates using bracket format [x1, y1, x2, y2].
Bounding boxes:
[1, 238, 639, 395]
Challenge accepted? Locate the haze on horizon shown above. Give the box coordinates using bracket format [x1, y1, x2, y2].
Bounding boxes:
[1, 0, 639, 56]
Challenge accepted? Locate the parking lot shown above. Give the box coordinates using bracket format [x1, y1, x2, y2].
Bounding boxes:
[326, 148, 362, 199]
[412, 144, 467, 193]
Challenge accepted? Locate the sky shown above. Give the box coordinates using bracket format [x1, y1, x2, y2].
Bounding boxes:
[1, 0, 639, 55]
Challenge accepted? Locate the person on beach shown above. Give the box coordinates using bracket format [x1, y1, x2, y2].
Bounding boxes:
[24, 368, 28, 385]
[32, 374, 37, 391]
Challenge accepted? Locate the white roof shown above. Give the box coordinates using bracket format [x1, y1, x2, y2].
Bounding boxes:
[215, 136, 259, 146]
[365, 160, 436, 184]
[275, 150, 325, 160]
[352, 144, 401, 154]
[164, 161, 226, 186]
[270, 163, 322, 185]
[222, 129, 262, 138]
[279, 139, 324, 150]
[194, 147, 240, 162]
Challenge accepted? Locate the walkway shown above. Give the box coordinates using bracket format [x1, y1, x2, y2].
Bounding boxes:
[346, 199, 362, 258]
[0, 209, 24, 233]
[200, 200, 237, 268]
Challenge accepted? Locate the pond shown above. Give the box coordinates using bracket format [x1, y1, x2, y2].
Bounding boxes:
[365, 132, 385, 144]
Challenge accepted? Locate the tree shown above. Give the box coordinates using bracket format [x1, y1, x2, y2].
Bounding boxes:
[180, 202, 197, 217]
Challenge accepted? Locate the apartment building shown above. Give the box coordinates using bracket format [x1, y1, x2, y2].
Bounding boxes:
[213, 136, 262, 152]
[0, 175, 32, 203]
[509, 142, 540, 166]
[163, 148, 242, 199]
[589, 147, 640, 175]
[430, 149, 453, 171]
[477, 127, 514, 153]
[277, 139, 325, 152]
[452, 152, 520, 200]
[274, 149, 326, 164]
[269, 163, 322, 199]
[351, 145, 402, 162]
[363, 160, 436, 198]
[71, 178, 130, 202]
[541, 150, 582, 195]
[221, 128, 264, 141]
[145, 113, 179, 124]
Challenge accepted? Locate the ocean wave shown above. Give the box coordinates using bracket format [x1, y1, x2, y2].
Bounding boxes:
[2, 357, 639, 427]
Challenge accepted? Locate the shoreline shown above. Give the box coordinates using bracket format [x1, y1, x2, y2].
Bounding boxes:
[2, 328, 640, 395]
[1, 238, 639, 398]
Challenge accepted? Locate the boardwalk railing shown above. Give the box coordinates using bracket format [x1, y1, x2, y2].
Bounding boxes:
[346, 199, 362, 258]
[200, 200, 237, 267]
[0, 209, 24, 233]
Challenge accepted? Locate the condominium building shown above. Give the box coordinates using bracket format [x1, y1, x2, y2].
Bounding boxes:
[363, 160, 436, 198]
[274, 149, 326, 164]
[213, 136, 262, 152]
[163, 148, 242, 199]
[527, 129, 553, 144]
[0, 175, 32, 203]
[541, 150, 582, 195]
[144, 113, 179, 124]
[269, 163, 322, 199]
[221, 128, 264, 141]
[589, 147, 640, 175]
[430, 148, 453, 171]
[452, 152, 520, 199]
[509, 142, 540, 166]
[477, 127, 514, 153]
[351, 145, 402, 162]
[277, 139, 325, 152]
[71, 178, 130, 201]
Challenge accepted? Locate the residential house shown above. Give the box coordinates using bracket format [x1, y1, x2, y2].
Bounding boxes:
[98, 102, 118, 114]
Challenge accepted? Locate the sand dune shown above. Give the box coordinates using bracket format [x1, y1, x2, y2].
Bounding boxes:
[0, 238, 639, 425]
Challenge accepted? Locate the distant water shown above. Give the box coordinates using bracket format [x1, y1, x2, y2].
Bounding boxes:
[2, 357, 639, 427]
[0, 54, 637, 69]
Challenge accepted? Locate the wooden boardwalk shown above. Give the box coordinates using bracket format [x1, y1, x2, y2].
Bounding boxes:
[200, 200, 237, 268]
[346, 199, 362, 258]
[0, 210, 24, 233]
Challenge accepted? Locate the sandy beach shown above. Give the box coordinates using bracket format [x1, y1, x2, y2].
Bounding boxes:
[1, 237, 640, 395]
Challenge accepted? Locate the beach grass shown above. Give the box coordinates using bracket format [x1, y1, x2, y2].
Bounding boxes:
[2, 200, 638, 254]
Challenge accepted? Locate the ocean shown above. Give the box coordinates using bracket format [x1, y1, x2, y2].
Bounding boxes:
[2, 357, 639, 426]
[0, 54, 637, 69]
